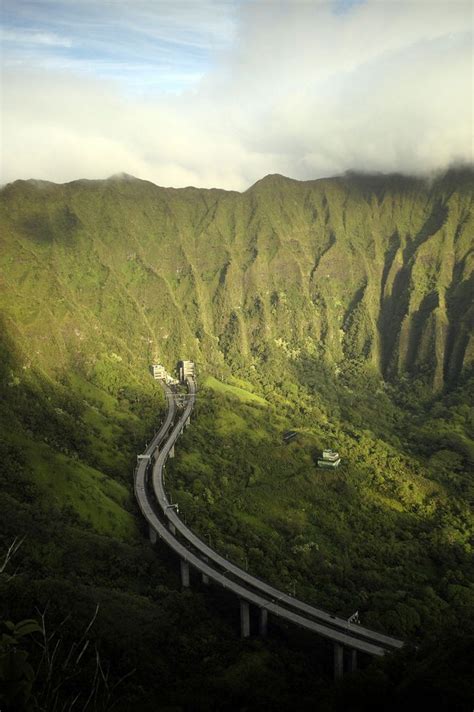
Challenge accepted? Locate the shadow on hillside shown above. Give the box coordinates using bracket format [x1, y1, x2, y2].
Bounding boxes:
[377, 200, 449, 380]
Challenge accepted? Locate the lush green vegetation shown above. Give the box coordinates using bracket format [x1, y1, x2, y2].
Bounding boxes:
[169, 364, 473, 638]
[1, 169, 472, 391]
[0, 170, 473, 709]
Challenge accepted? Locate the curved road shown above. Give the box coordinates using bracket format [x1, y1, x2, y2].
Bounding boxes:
[152, 378, 403, 653]
[135, 375, 404, 657]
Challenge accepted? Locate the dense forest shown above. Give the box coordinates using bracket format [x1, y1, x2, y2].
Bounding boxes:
[0, 170, 473, 710]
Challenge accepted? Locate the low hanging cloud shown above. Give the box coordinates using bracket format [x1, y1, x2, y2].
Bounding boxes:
[1, 0, 472, 190]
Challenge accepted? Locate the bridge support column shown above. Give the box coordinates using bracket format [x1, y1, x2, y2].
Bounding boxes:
[169, 445, 175, 458]
[240, 600, 250, 638]
[169, 521, 176, 535]
[186, 417, 190, 428]
[201, 556, 209, 584]
[180, 559, 190, 588]
[334, 642, 344, 680]
[259, 608, 268, 637]
[149, 525, 157, 544]
[348, 649, 357, 673]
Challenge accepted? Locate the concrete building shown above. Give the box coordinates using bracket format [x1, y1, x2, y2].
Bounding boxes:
[317, 449, 341, 468]
[151, 364, 166, 380]
[178, 360, 195, 383]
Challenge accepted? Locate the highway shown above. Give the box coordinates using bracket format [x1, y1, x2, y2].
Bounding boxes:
[142, 385, 176, 457]
[134, 373, 404, 658]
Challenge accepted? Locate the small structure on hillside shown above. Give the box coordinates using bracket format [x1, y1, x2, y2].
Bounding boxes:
[317, 449, 341, 468]
[178, 360, 195, 383]
[283, 430, 298, 444]
[151, 364, 166, 380]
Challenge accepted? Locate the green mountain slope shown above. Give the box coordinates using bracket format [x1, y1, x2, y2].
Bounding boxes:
[1, 169, 472, 391]
[0, 170, 473, 710]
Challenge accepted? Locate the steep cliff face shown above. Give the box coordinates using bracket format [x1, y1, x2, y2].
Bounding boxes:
[0, 169, 472, 389]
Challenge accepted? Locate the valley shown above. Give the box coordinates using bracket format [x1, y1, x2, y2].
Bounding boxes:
[0, 170, 473, 710]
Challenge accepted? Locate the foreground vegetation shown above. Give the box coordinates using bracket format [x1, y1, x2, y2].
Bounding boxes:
[1, 342, 472, 709]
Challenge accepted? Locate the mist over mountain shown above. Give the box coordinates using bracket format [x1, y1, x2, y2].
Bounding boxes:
[1, 169, 473, 392]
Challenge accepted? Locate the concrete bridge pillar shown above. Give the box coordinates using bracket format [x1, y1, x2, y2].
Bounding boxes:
[334, 642, 344, 679]
[180, 559, 190, 588]
[169, 445, 175, 458]
[348, 649, 358, 673]
[240, 600, 250, 638]
[186, 417, 191, 428]
[149, 525, 157, 544]
[201, 556, 209, 584]
[259, 608, 268, 637]
[169, 521, 176, 536]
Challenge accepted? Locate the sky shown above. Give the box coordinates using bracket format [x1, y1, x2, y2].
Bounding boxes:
[1, 0, 472, 190]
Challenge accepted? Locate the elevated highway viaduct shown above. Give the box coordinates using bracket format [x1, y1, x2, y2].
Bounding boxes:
[134, 371, 404, 678]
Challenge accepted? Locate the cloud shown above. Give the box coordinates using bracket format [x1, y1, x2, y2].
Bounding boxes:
[0, 28, 73, 47]
[1, 0, 472, 189]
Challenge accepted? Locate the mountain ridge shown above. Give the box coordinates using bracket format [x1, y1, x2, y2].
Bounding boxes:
[0, 169, 473, 392]
[4, 164, 473, 193]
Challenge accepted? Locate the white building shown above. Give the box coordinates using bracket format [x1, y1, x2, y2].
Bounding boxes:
[151, 364, 166, 380]
[317, 449, 341, 468]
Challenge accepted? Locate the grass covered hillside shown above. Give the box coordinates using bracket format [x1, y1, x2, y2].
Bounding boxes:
[0, 170, 473, 710]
